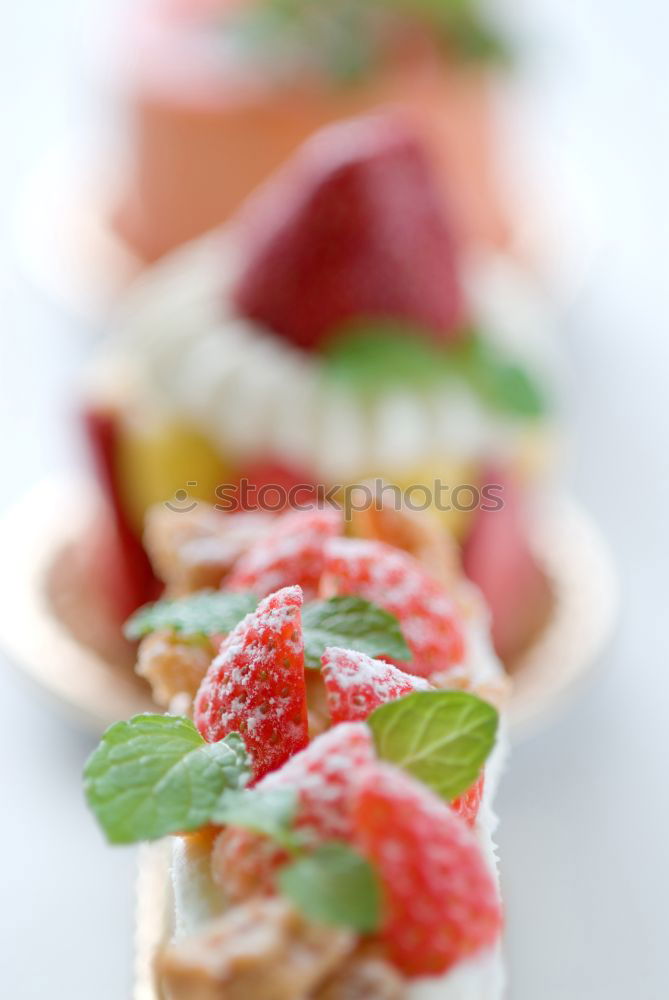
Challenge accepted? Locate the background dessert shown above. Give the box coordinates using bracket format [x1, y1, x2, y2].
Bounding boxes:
[2, 1, 658, 998]
[84, 112, 558, 663]
[112, 0, 513, 266]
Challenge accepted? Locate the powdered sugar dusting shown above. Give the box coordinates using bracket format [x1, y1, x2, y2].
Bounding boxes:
[260, 722, 374, 840]
[227, 506, 342, 600]
[322, 646, 430, 723]
[323, 537, 466, 677]
[194, 585, 309, 780]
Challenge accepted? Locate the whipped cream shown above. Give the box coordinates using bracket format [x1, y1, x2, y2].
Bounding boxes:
[102, 231, 554, 484]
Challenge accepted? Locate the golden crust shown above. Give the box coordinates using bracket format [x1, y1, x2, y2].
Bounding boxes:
[156, 897, 355, 1000]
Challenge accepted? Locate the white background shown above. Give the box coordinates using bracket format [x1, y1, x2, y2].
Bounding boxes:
[1, 1, 668, 997]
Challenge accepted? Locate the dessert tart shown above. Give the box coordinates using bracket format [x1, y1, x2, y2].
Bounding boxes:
[84, 507, 508, 998]
[112, 0, 513, 265]
[83, 112, 558, 663]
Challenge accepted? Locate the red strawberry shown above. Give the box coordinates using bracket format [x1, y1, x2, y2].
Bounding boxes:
[260, 720, 374, 840]
[232, 113, 465, 352]
[194, 586, 308, 780]
[81, 405, 159, 621]
[225, 459, 320, 514]
[451, 774, 485, 829]
[212, 722, 374, 898]
[353, 763, 502, 977]
[462, 467, 551, 660]
[321, 647, 431, 723]
[211, 825, 288, 902]
[322, 537, 466, 677]
[227, 506, 342, 601]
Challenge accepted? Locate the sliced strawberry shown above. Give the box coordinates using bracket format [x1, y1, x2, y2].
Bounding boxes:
[194, 586, 308, 780]
[81, 405, 159, 620]
[232, 113, 465, 352]
[227, 506, 343, 601]
[226, 459, 321, 514]
[462, 467, 551, 660]
[322, 537, 465, 678]
[212, 722, 374, 898]
[353, 763, 502, 977]
[211, 825, 289, 902]
[450, 773, 485, 829]
[321, 647, 431, 723]
[260, 720, 374, 840]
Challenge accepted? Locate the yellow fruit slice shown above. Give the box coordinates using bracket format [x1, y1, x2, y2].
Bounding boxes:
[116, 414, 231, 535]
[332, 459, 478, 541]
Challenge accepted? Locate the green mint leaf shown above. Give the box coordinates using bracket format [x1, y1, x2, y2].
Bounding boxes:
[212, 786, 301, 852]
[454, 333, 546, 418]
[477, 360, 545, 417]
[322, 322, 448, 393]
[367, 690, 498, 801]
[409, 0, 511, 63]
[279, 842, 381, 932]
[124, 590, 257, 641]
[322, 322, 544, 418]
[83, 716, 250, 844]
[302, 596, 411, 670]
[224, 0, 509, 78]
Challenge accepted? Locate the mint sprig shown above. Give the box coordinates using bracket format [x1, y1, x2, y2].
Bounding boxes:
[124, 591, 258, 642]
[323, 322, 546, 418]
[212, 787, 301, 852]
[302, 596, 410, 669]
[323, 322, 448, 391]
[408, 0, 510, 62]
[454, 333, 545, 418]
[278, 842, 381, 932]
[83, 716, 250, 844]
[126, 590, 409, 670]
[225, 0, 509, 82]
[367, 690, 498, 801]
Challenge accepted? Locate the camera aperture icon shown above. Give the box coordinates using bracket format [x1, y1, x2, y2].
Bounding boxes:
[164, 482, 199, 513]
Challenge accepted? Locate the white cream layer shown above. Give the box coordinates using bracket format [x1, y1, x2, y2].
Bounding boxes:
[102, 231, 556, 484]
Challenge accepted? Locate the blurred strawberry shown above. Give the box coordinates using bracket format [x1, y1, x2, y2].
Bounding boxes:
[353, 763, 501, 976]
[232, 113, 465, 351]
[462, 468, 551, 660]
[225, 459, 320, 514]
[81, 405, 159, 621]
[227, 505, 342, 600]
[322, 537, 466, 677]
[212, 722, 374, 898]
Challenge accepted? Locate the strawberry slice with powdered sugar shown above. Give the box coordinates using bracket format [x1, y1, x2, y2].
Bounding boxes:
[353, 763, 502, 977]
[227, 506, 342, 601]
[259, 720, 375, 840]
[212, 722, 374, 898]
[322, 537, 466, 677]
[194, 586, 308, 780]
[451, 773, 485, 829]
[321, 646, 431, 723]
[321, 647, 485, 825]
